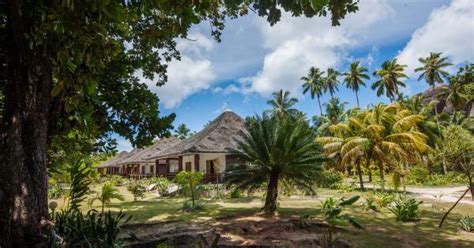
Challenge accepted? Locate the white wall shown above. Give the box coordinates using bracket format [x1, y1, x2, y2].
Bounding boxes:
[199, 153, 227, 173]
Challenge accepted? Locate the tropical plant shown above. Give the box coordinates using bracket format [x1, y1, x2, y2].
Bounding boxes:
[149, 176, 172, 196]
[53, 210, 131, 247]
[314, 97, 347, 136]
[66, 160, 94, 210]
[459, 215, 474, 232]
[266, 89, 299, 118]
[389, 195, 423, 222]
[89, 183, 124, 213]
[372, 59, 408, 102]
[225, 115, 324, 214]
[175, 124, 191, 140]
[175, 171, 204, 210]
[415, 52, 452, 90]
[439, 64, 473, 120]
[302, 67, 326, 114]
[325, 68, 340, 99]
[343, 61, 369, 108]
[316, 169, 344, 189]
[127, 182, 146, 202]
[322, 195, 363, 244]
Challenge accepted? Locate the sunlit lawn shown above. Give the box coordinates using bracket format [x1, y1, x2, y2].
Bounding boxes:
[51, 185, 474, 247]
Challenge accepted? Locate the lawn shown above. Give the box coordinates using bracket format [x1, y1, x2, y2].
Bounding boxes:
[49, 185, 474, 247]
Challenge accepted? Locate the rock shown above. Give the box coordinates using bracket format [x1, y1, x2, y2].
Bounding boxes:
[125, 229, 219, 248]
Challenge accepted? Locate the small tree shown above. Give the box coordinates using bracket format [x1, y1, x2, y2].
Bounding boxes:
[322, 195, 363, 244]
[175, 171, 204, 209]
[89, 183, 124, 213]
[127, 182, 146, 202]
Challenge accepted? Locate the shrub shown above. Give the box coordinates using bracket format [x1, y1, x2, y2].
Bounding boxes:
[106, 175, 127, 187]
[48, 184, 65, 199]
[375, 192, 396, 208]
[389, 195, 422, 222]
[149, 176, 172, 196]
[230, 188, 242, 198]
[459, 215, 474, 232]
[317, 169, 344, 189]
[53, 209, 130, 247]
[364, 193, 378, 212]
[175, 171, 204, 209]
[127, 182, 146, 201]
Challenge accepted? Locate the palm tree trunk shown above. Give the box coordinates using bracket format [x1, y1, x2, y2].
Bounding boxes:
[101, 202, 105, 213]
[357, 163, 364, 191]
[317, 96, 323, 115]
[355, 90, 360, 108]
[263, 172, 279, 215]
[366, 159, 372, 182]
[379, 164, 385, 191]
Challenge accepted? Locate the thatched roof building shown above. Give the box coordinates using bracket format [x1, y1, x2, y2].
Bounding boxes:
[151, 110, 247, 159]
[118, 136, 180, 166]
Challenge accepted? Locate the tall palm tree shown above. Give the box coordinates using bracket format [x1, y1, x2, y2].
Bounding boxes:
[301, 67, 326, 114]
[372, 59, 408, 102]
[325, 68, 340, 99]
[415, 52, 452, 90]
[89, 183, 124, 213]
[225, 115, 324, 214]
[266, 89, 298, 117]
[343, 61, 369, 108]
[175, 123, 190, 140]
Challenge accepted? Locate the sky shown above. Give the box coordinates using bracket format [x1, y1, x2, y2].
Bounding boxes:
[116, 0, 474, 151]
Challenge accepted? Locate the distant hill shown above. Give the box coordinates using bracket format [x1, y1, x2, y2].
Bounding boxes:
[417, 84, 473, 117]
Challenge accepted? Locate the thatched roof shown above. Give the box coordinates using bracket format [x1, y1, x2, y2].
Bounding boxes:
[151, 111, 247, 159]
[117, 137, 180, 165]
[97, 151, 131, 168]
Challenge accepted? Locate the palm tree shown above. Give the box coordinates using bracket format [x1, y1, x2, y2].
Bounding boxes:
[175, 124, 190, 140]
[266, 89, 298, 117]
[89, 183, 124, 213]
[439, 64, 471, 121]
[313, 97, 347, 136]
[372, 59, 408, 102]
[225, 115, 324, 214]
[343, 61, 369, 108]
[301, 67, 326, 114]
[415, 52, 452, 90]
[325, 68, 340, 99]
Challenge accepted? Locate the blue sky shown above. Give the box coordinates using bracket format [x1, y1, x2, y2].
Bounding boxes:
[117, 0, 474, 151]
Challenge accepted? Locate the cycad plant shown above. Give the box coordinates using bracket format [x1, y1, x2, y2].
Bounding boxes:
[225, 115, 325, 214]
[89, 183, 124, 213]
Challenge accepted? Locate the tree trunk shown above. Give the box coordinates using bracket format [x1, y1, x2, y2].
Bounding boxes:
[469, 177, 474, 201]
[317, 96, 323, 115]
[0, 2, 52, 247]
[439, 187, 470, 228]
[263, 172, 279, 215]
[366, 158, 372, 182]
[368, 170, 372, 182]
[355, 91, 360, 108]
[379, 165, 385, 191]
[356, 162, 364, 191]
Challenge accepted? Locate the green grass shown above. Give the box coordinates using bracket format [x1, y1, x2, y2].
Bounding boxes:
[50, 185, 474, 248]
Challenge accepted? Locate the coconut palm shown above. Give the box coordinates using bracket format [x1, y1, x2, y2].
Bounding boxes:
[439, 64, 472, 120]
[89, 183, 124, 213]
[372, 59, 408, 102]
[225, 115, 325, 214]
[343, 61, 369, 108]
[325, 68, 340, 99]
[415, 52, 452, 90]
[266, 89, 299, 117]
[314, 97, 347, 136]
[175, 124, 190, 140]
[301, 67, 326, 114]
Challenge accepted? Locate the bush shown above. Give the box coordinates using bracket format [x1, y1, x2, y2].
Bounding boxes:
[230, 188, 242, 198]
[127, 182, 146, 201]
[406, 166, 465, 186]
[149, 176, 172, 196]
[317, 169, 344, 189]
[48, 184, 65, 199]
[459, 215, 474, 232]
[389, 195, 422, 222]
[52, 209, 130, 247]
[364, 192, 395, 211]
[106, 175, 127, 187]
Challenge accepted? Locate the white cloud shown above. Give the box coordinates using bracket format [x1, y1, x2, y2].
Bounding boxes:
[398, 0, 474, 74]
[144, 55, 216, 108]
[243, 0, 393, 97]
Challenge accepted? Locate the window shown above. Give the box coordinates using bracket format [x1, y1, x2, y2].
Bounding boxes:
[169, 159, 179, 173]
[206, 160, 215, 174]
[141, 166, 145, 174]
[185, 162, 192, 171]
[150, 165, 154, 173]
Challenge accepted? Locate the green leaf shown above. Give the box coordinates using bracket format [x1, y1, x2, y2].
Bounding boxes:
[51, 82, 64, 97]
[339, 195, 360, 206]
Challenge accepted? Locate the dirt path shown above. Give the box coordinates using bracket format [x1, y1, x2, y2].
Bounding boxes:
[364, 184, 473, 205]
